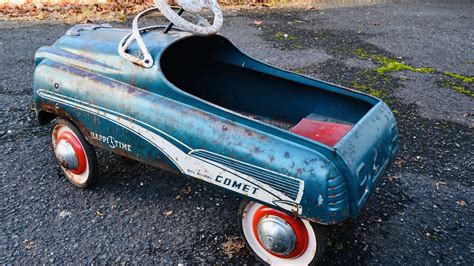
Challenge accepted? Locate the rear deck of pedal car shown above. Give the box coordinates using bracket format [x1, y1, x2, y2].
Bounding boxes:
[161, 35, 399, 218]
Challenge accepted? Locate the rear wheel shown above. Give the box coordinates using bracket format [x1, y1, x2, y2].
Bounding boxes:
[238, 200, 326, 265]
[51, 118, 98, 188]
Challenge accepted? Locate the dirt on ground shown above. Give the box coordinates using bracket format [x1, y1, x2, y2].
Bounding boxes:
[1, 0, 473, 264]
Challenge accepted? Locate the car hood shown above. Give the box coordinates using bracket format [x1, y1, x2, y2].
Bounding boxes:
[34, 26, 191, 90]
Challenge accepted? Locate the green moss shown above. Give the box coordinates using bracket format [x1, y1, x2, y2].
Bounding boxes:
[353, 83, 390, 100]
[327, 239, 344, 250]
[453, 86, 473, 97]
[273, 32, 296, 41]
[354, 49, 435, 74]
[354, 48, 474, 98]
[292, 68, 306, 74]
[435, 122, 450, 129]
[443, 72, 474, 83]
[353, 48, 369, 59]
[348, 68, 397, 103]
[371, 55, 435, 74]
[441, 79, 474, 98]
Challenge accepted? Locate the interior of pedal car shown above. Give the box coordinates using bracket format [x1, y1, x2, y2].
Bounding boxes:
[161, 36, 375, 146]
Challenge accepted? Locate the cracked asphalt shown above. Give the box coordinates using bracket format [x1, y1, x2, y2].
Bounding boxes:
[1, 1, 473, 264]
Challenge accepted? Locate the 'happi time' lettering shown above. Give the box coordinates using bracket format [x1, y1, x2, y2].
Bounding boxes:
[90, 132, 132, 152]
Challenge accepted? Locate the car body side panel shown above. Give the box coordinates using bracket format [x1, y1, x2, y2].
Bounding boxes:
[33, 59, 348, 223]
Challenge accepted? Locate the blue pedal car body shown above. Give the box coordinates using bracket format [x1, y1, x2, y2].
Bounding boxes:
[33, 27, 398, 224]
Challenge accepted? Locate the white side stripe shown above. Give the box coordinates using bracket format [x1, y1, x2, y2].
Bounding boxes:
[38, 89, 304, 212]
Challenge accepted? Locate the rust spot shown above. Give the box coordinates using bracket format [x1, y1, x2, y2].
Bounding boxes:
[253, 146, 262, 153]
[244, 129, 253, 136]
[268, 155, 275, 162]
[291, 207, 300, 217]
[304, 158, 318, 165]
[305, 217, 324, 224]
[151, 160, 180, 175]
[296, 168, 303, 176]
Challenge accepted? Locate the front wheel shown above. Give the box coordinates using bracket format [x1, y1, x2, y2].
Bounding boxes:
[238, 200, 326, 265]
[51, 118, 98, 188]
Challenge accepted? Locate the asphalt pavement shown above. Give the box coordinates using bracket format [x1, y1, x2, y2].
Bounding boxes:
[1, 1, 473, 264]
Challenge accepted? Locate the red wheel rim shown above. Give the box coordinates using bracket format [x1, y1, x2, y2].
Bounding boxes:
[252, 206, 309, 258]
[57, 131, 87, 175]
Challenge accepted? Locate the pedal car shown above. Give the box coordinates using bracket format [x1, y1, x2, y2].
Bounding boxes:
[32, 0, 399, 264]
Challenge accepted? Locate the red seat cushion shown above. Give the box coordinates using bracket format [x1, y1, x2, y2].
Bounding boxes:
[290, 118, 352, 147]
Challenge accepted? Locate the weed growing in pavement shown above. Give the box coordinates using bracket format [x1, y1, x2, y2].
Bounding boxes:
[351, 69, 393, 102]
[353, 49, 473, 98]
[440, 79, 474, 98]
[354, 49, 435, 74]
[272, 31, 297, 40]
[443, 72, 474, 83]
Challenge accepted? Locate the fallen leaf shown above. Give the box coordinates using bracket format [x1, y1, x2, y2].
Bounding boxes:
[36, 12, 46, 20]
[456, 200, 466, 207]
[175, 195, 182, 200]
[306, 5, 315, 10]
[252, 20, 263, 26]
[25, 241, 35, 251]
[34, 3, 44, 10]
[388, 175, 401, 182]
[96, 210, 104, 216]
[222, 236, 245, 258]
[182, 186, 192, 195]
[394, 157, 406, 167]
[435, 181, 446, 190]
[163, 210, 173, 216]
[58, 210, 72, 219]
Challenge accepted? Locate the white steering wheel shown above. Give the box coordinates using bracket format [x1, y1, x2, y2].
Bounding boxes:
[154, 0, 223, 35]
[118, 0, 223, 68]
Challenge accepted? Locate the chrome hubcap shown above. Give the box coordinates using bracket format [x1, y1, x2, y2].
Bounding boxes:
[257, 215, 296, 255]
[55, 140, 79, 170]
